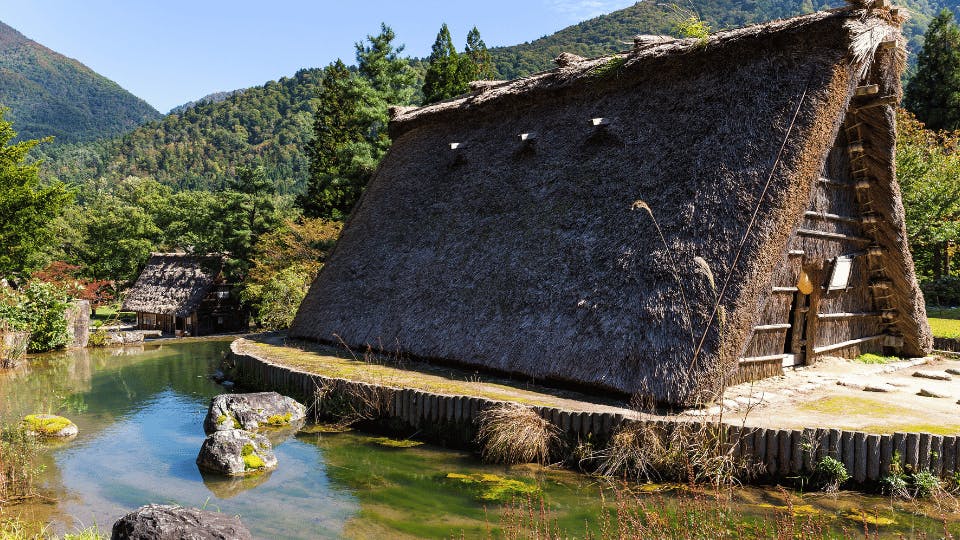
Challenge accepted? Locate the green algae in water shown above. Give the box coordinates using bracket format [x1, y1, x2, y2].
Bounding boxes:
[445, 472, 541, 503]
[367, 437, 423, 449]
[298, 423, 353, 434]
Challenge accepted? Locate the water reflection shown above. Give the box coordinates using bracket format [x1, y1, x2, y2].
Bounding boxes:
[2, 341, 959, 539]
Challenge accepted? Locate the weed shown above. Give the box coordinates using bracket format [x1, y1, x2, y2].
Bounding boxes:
[912, 470, 940, 498]
[589, 56, 627, 79]
[814, 456, 850, 492]
[0, 424, 45, 503]
[475, 403, 560, 465]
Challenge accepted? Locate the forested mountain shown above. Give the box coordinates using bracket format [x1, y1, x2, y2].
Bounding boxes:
[42, 69, 323, 193]
[42, 0, 956, 191]
[489, 0, 946, 79]
[0, 20, 160, 144]
[167, 90, 244, 115]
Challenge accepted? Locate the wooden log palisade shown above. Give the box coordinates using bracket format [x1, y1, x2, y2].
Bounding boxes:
[230, 340, 960, 484]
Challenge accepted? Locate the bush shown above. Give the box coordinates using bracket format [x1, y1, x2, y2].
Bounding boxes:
[814, 456, 850, 492]
[0, 282, 72, 353]
[921, 276, 960, 306]
[244, 265, 312, 330]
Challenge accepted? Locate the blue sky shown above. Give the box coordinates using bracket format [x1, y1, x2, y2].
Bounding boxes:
[0, 1, 635, 113]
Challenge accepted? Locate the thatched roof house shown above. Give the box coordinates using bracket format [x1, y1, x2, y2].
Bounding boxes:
[123, 253, 246, 336]
[290, 4, 932, 405]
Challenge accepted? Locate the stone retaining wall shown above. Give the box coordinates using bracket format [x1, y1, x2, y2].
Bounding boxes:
[230, 342, 959, 484]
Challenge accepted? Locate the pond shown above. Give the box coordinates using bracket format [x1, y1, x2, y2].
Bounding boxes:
[1, 340, 958, 538]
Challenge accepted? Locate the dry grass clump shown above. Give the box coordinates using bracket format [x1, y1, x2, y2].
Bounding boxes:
[476, 404, 560, 465]
[309, 377, 395, 429]
[592, 422, 669, 481]
[591, 420, 756, 487]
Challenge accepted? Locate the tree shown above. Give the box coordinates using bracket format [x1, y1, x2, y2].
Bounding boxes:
[0, 109, 73, 277]
[463, 27, 496, 82]
[895, 109, 960, 281]
[904, 9, 960, 131]
[423, 24, 468, 104]
[219, 164, 280, 279]
[300, 25, 416, 219]
[241, 218, 342, 329]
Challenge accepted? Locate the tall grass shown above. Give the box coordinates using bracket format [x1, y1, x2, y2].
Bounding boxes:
[0, 425, 44, 505]
[476, 404, 561, 465]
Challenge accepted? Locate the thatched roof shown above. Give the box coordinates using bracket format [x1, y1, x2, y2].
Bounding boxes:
[122, 253, 222, 317]
[290, 5, 929, 405]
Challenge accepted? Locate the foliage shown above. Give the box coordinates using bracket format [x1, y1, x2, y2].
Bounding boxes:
[300, 25, 416, 219]
[813, 456, 850, 491]
[895, 109, 960, 281]
[0, 281, 71, 353]
[905, 9, 960, 131]
[855, 353, 898, 364]
[912, 469, 941, 497]
[241, 218, 341, 329]
[671, 6, 711, 43]
[0, 109, 73, 277]
[921, 275, 960, 304]
[422, 24, 468, 104]
[0, 423, 45, 503]
[422, 25, 494, 104]
[0, 21, 159, 145]
[31, 261, 113, 308]
[40, 68, 323, 193]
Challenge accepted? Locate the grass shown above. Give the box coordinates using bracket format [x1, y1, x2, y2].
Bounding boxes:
[855, 353, 899, 364]
[798, 396, 905, 416]
[475, 404, 560, 465]
[239, 337, 604, 409]
[0, 424, 44, 504]
[857, 423, 960, 436]
[929, 317, 960, 339]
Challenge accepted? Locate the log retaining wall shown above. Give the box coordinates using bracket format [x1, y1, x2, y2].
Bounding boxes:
[230, 343, 959, 484]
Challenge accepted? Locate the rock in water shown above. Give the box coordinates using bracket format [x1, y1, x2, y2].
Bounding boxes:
[111, 504, 252, 540]
[203, 392, 306, 433]
[22, 414, 78, 438]
[196, 430, 277, 476]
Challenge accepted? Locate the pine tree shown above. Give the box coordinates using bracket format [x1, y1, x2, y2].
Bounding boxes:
[463, 27, 496, 82]
[423, 24, 467, 104]
[905, 9, 960, 131]
[300, 25, 415, 219]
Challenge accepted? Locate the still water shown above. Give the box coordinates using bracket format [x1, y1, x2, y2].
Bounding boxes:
[1, 340, 958, 538]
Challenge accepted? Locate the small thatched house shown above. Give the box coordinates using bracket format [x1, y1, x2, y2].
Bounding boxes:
[290, 4, 932, 405]
[123, 253, 247, 336]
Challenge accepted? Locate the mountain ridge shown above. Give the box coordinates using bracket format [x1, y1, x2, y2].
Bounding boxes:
[0, 19, 161, 144]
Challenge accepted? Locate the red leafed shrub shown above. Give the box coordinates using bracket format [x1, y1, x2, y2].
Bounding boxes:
[31, 261, 114, 308]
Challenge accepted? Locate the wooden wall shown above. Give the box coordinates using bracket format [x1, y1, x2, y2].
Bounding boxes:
[737, 121, 889, 382]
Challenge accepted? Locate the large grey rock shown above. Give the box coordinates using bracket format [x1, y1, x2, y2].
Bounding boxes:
[196, 430, 277, 476]
[203, 392, 306, 434]
[111, 504, 252, 540]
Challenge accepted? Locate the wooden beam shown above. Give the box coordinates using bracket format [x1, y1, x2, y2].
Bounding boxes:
[818, 177, 853, 188]
[855, 84, 879, 96]
[739, 354, 788, 364]
[797, 229, 871, 243]
[812, 334, 885, 354]
[754, 323, 792, 331]
[787, 249, 805, 257]
[818, 312, 882, 320]
[804, 211, 859, 224]
[772, 286, 798, 293]
[848, 142, 865, 153]
[854, 95, 898, 110]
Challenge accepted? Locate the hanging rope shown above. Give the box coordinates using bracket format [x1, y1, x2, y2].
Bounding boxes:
[687, 83, 810, 372]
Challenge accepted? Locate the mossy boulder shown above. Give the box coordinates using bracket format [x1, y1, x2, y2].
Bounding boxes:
[22, 414, 78, 438]
[110, 504, 252, 539]
[196, 430, 277, 476]
[203, 392, 306, 434]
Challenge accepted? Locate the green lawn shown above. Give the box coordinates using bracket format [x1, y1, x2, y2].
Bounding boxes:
[927, 306, 960, 338]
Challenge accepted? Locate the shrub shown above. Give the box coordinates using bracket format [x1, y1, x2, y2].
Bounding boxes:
[912, 470, 941, 498]
[814, 456, 850, 492]
[0, 282, 71, 353]
[921, 276, 960, 306]
[475, 404, 560, 465]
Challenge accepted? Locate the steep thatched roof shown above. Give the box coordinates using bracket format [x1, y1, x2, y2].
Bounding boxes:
[290, 5, 928, 405]
[122, 253, 222, 317]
